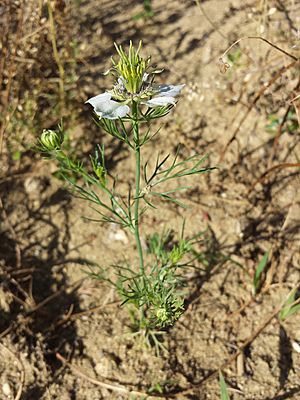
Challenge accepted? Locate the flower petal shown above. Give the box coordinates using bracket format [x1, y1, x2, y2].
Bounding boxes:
[157, 84, 185, 97]
[117, 77, 126, 90]
[142, 72, 149, 82]
[85, 92, 111, 108]
[142, 96, 176, 107]
[97, 101, 130, 119]
[103, 103, 130, 119]
[86, 92, 129, 120]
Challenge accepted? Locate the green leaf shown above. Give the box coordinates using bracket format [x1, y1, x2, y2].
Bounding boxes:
[12, 150, 21, 161]
[279, 288, 300, 321]
[253, 251, 269, 295]
[219, 371, 230, 400]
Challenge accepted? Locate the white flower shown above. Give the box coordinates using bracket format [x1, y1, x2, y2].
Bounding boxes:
[142, 84, 185, 107]
[86, 92, 130, 120]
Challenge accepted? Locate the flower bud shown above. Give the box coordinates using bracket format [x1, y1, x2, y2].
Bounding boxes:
[94, 165, 106, 186]
[156, 307, 169, 324]
[40, 129, 63, 151]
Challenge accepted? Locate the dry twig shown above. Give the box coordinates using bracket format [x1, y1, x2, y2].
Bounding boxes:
[176, 302, 284, 397]
[27, 278, 84, 314]
[249, 162, 300, 193]
[219, 59, 299, 162]
[217, 35, 298, 162]
[268, 75, 300, 167]
[56, 352, 161, 399]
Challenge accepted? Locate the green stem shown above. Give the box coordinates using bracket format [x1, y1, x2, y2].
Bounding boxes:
[132, 101, 145, 274]
[56, 151, 130, 228]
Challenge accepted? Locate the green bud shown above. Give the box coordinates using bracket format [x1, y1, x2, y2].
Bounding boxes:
[90, 148, 107, 186]
[94, 165, 106, 186]
[155, 296, 184, 327]
[156, 307, 169, 323]
[170, 246, 182, 265]
[40, 129, 63, 151]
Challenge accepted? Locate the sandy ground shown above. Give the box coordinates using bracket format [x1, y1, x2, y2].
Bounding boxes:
[1, 0, 300, 399]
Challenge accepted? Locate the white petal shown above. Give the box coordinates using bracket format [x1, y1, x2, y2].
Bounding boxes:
[85, 92, 111, 108]
[157, 84, 185, 97]
[102, 103, 130, 119]
[86, 92, 129, 120]
[117, 77, 126, 90]
[142, 96, 176, 107]
[142, 72, 149, 82]
[96, 100, 130, 119]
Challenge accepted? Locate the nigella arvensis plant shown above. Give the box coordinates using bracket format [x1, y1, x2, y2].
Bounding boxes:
[38, 42, 213, 347]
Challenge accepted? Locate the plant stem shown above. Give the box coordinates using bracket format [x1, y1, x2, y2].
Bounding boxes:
[132, 101, 145, 274]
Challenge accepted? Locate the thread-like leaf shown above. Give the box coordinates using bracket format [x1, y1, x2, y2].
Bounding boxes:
[253, 251, 269, 295]
[219, 372, 230, 400]
[279, 288, 300, 320]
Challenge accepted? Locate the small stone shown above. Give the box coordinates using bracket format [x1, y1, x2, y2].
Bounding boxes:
[292, 341, 300, 353]
[95, 359, 110, 377]
[0, 287, 12, 313]
[24, 176, 47, 199]
[107, 225, 128, 244]
[268, 7, 277, 15]
[2, 382, 11, 396]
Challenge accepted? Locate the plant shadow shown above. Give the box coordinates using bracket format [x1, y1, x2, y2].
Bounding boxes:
[0, 180, 97, 398]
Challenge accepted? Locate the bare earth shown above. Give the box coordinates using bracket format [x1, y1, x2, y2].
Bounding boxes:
[1, 0, 300, 399]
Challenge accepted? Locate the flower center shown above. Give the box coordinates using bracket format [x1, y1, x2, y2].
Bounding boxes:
[113, 41, 150, 94]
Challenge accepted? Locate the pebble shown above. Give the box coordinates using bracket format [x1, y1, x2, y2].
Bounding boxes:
[24, 176, 46, 199]
[292, 341, 300, 353]
[107, 225, 128, 244]
[2, 382, 11, 396]
[95, 359, 110, 377]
